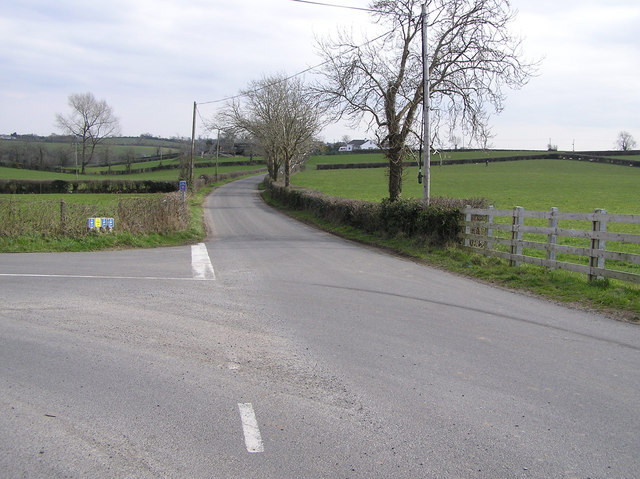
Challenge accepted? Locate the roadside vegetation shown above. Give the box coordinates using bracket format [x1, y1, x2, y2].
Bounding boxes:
[273, 153, 640, 321]
[0, 145, 266, 252]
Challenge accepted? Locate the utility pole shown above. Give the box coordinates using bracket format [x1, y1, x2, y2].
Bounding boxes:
[74, 137, 78, 181]
[190, 101, 196, 191]
[422, 2, 430, 205]
[216, 129, 220, 180]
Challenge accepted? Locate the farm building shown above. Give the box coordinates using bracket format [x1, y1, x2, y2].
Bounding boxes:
[338, 139, 378, 152]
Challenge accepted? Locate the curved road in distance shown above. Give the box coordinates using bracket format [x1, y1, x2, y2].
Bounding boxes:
[1, 174, 639, 478]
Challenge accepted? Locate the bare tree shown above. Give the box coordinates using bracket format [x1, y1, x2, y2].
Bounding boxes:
[314, 0, 536, 201]
[218, 74, 323, 186]
[56, 92, 120, 174]
[616, 131, 637, 151]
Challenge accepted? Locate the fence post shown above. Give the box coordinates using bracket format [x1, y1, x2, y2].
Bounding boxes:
[487, 205, 494, 251]
[60, 199, 66, 234]
[510, 206, 524, 266]
[464, 205, 471, 247]
[589, 208, 607, 281]
[546, 207, 558, 268]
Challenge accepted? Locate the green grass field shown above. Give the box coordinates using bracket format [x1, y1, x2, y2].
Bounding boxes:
[0, 139, 179, 161]
[294, 158, 640, 213]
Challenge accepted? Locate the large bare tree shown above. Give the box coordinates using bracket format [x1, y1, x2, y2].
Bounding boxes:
[218, 74, 322, 186]
[315, 0, 536, 201]
[56, 92, 120, 174]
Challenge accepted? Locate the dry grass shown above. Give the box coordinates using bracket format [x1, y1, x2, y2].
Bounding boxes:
[0, 192, 189, 238]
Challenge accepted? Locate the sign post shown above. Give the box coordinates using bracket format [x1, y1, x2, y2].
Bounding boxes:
[179, 180, 187, 202]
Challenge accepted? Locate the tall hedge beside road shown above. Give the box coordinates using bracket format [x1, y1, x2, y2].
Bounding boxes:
[263, 178, 486, 245]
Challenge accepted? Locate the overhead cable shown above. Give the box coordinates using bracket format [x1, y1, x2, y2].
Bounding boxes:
[196, 28, 392, 107]
[290, 0, 376, 13]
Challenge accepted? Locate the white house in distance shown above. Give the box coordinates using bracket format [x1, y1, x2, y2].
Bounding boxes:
[338, 139, 378, 152]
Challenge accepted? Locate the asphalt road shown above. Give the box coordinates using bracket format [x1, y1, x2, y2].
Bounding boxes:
[1, 175, 639, 478]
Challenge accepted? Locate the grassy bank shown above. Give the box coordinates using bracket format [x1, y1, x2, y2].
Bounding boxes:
[0, 174, 258, 253]
[262, 189, 640, 322]
[0, 191, 203, 253]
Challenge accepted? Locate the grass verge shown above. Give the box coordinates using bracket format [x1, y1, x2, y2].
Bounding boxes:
[262, 189, 640, 323]
[0, 175, 254, 253]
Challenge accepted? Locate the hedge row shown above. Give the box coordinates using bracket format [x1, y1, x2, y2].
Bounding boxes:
[0, 169, 269, 195]
[316, 154, 558, 170]
[0, 179, 178, 194]
[263, 178, 486, 245]
[317, 152, 640, 171]
[77, 158, 266, 176]
[317, 162, 417, 170]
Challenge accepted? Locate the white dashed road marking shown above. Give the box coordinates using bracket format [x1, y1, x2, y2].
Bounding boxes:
[191, 243, 216, 280]
[238, 403, 264, 453]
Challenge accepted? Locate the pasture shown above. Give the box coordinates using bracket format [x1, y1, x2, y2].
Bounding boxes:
[294, 158, 640, 214]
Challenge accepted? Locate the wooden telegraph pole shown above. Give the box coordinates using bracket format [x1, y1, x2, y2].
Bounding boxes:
[190, 101, 196, 191]
[422, 2, 430, 205]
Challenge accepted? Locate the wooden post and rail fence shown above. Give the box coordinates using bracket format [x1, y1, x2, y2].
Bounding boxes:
[461, 206, 640, 284]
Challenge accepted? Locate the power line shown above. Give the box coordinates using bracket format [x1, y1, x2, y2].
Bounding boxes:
[197, 61, 329, 107]
[196, 1, 383, 107]
[196, 28, 392, 108]
[290, 0, 376, 12]
[195, 105, 208, 128]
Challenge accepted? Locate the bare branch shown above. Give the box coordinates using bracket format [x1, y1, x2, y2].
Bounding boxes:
[313, 0, 538, 200]
[216, 74, 324, 186]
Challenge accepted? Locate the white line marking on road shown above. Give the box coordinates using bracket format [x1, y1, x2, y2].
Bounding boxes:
[0, 274, 201, 281]
[191, 243, 216, 280]
[238, 403, 264, 453]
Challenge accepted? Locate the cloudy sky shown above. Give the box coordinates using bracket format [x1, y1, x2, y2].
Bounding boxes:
[1, 0, 638, 151]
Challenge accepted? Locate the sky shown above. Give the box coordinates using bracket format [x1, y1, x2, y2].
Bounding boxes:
[1, 0, 638, 151]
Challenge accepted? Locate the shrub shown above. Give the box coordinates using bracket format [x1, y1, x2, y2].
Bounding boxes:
[263, 178, 487, 245]
[116, 193, 189, 234]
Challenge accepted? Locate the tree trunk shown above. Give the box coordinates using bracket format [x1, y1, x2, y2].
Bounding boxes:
[266, 154, 274, 180]
[284, 156, 290, 187]
[386, 131, 403, 201]
[269, 155, 278, 182]
[81, 141, 87, 174]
